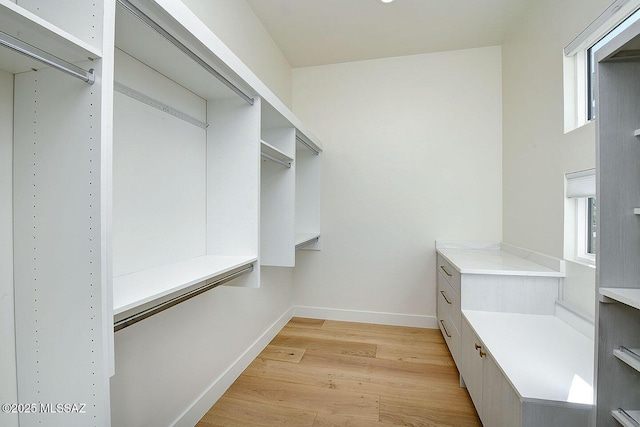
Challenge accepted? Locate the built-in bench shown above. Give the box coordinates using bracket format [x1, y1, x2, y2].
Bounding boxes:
[435, 241, 594, 427]
[462, 310, 593, 427]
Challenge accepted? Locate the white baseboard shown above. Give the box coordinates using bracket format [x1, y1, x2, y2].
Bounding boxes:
[293, 305, 437, 329]
[172, 307, 294, 427]
[171, 305, 435, 426]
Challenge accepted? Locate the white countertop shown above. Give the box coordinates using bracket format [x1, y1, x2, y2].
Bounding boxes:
[463, 310, 594, 406]
[436, 242, 565, 277]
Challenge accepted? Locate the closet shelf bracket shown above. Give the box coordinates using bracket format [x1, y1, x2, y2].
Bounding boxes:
[0, 30, 95, 84]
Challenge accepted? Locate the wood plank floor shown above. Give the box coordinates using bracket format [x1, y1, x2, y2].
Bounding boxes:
[196, 318, 481, 427]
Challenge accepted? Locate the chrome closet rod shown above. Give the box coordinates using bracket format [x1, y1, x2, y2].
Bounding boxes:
[114, 263, 254, 332]
[261, 152, 292, 168]
[0, 31, 94, 84]
[296, 236, 319, 250]
[117, 0, 254, 105]
[296, 136, 319, 155]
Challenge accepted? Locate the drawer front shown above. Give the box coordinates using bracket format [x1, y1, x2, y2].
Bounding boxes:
[437, 254, 461, 294]
[437, 296, 461, 367]
[437, 272, 461, 332]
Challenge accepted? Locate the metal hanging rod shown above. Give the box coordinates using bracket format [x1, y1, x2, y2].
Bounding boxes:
[261, 152, 292, 168]
[0, 31, 94, 84]
[115, 82, 208, 129]
[114, 263, 254, 332]
[296, 236, 319, 250]
[117, 0, 254, 105]
[296, 136, 320, 155]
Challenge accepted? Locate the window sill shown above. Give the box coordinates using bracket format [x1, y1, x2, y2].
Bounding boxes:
[570, 257, 596, 269]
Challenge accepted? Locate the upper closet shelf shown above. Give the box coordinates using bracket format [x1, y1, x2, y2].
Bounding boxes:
[261, 140, 292, 168]
[600, 287, 640, 310]
[116, 0, 254, 102]
[0, 0, 101, 75]
[127, 0, 322, 151]
[113, 255, 257, 320]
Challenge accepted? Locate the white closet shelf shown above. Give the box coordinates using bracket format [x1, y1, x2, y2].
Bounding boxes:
[261, 140, 293, 165]
[115, 0, 250, 102]
[0, 0, 101, 74]
[613, 409, 640, 427]
[614, 347, 640, 373]
[113, 255, 257, 317]
[600, 287, 640, 310]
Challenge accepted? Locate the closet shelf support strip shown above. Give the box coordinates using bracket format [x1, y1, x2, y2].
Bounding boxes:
[0, 31, 95, 84]
[296, 136, 320, 155]
[114, 263, 254, 332]
[117, 0, 254, 105]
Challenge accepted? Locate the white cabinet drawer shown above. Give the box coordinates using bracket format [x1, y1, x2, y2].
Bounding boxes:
[437, 271, 461, 332]
[437, 296, 461, 367]
[437, 254, 461, 294]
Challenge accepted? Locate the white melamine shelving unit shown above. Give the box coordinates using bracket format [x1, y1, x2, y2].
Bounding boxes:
[295, 132, 322, 251]
[5, 1, 114, 426]
[595, 17, 640, 427]
[111, 0, 263, 324]
[5, 0, 323, 424]
[260, 101, 296, 266]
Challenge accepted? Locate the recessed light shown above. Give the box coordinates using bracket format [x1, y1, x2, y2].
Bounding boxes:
[379, 0, 395, 3]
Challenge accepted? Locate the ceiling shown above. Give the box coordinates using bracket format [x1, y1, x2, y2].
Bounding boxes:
[245, 0, 531, 68]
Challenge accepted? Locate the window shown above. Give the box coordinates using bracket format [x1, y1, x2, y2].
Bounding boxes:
[563, 0, 640, 131]
[565, 169, 596, 265]
[575, 196, 596, 263]
[586, 7, 640, 120]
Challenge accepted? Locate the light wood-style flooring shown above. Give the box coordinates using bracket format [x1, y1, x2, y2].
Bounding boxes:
[196, 317, 481, 426]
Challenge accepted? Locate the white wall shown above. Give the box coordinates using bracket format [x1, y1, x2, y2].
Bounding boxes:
[291, 47, 503, 325]
[0, 70, 18, 427]
[501, 0, 612, 317]
[181, 0, 293, 108]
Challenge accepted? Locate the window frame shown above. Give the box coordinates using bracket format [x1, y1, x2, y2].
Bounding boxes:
[563, 0, 640, 131]
[575, 196, 596, 266]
